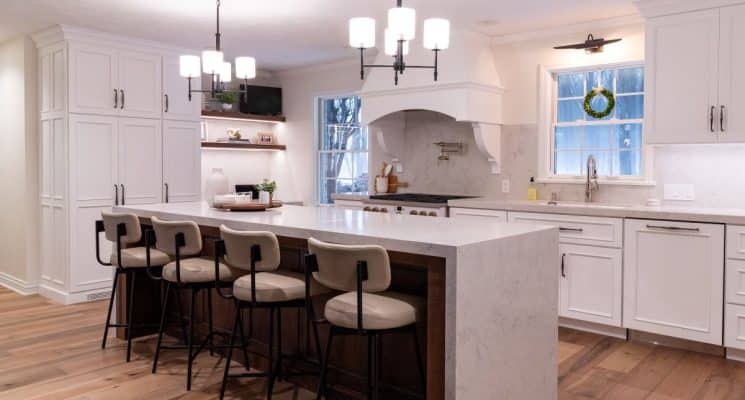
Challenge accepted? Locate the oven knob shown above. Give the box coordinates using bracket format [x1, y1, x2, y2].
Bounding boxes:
[381, 208, 389, 213]
[428, 211, 438, 217]
[363, 207, 371, 211]
[410, 210, 419, 215]
[372, 207, 380, 212]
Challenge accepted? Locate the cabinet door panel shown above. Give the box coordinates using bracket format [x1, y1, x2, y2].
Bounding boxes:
[559, 244, 623, 326]
[163, 120, 201, 203]
[69, 115, 118, 207]
[623, 219, 724, 344]
[450, 208, 507, 222]
[719, 4, 745, 142]
[68, 43, 118, 116]
[645, 9, 720, 144]
[118, 50, 162, 119]
[118, 118, 163, 205]
[69, 206, 113, 294]
[163, 55, 201, 121]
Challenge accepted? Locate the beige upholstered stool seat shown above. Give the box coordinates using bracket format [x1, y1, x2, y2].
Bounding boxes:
[163, 257, 242, 283]
[111, 247, 171, 268]
[324, 291, 423, 330]
[233, 270, 329, 303]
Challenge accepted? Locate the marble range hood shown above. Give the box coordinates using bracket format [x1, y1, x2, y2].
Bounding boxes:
[360, 30, 505, 174]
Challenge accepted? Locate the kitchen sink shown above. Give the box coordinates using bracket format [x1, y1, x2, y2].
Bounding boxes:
[544, 201, 632, 210]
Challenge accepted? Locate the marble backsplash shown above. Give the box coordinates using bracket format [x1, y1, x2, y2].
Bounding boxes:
[372, 110, 745, 209]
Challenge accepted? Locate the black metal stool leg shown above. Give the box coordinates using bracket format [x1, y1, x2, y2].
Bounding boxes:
[152, 282, 172, 373]
[316, 326, 335, 400]
[267, 307, 276, 400]
[207, 288, 215, 356]
[220, 304, 241, 400]
[186, 287, 197, 391]
[101, 270, 120, 349]
[276, 308, 284, 381]
[175, 286, 189, 343]
[412, 325, 426, 396]
[125, 270, 137, 362]
[236, 308, 251, 371]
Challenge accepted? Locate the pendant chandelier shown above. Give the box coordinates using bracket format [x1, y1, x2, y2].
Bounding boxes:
[178, 0, 256, 101]
[349, 0, 450, 85]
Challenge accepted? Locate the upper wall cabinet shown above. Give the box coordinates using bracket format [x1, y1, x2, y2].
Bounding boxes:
[68, 43, 162, 119]
[645, 5, 745, 144]
[163, 55, 201, 121]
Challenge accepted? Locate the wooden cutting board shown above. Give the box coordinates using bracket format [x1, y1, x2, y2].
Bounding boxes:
[214, 201, 283, 212]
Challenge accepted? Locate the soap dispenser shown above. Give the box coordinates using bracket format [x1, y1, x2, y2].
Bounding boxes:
[527, 177, 538, 201]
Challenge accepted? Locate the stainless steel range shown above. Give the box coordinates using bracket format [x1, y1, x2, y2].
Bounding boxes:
[363, 193, 474, 217]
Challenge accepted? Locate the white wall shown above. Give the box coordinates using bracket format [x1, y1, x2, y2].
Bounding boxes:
[0, 35, 38, 291]
[274, 60, 364, 205]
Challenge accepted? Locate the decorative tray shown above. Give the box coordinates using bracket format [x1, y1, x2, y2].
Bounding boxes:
[214, 201, 283, 212]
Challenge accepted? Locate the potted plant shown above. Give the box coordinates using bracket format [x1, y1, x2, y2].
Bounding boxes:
[216, 92, 237, 112]
[259, 179, 277, 205]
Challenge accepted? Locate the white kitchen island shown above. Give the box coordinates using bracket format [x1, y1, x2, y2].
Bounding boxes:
[114, 202, 559, 400]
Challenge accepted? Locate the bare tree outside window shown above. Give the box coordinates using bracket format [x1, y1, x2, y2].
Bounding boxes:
[318, 96, 368, 204]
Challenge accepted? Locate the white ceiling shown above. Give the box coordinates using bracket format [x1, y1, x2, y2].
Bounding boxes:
[0, 0, 638, 70]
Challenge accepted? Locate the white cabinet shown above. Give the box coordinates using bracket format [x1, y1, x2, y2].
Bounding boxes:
[449, 207, 507, 222]
[719, 4, 745, 140]
[68, 43, 118, 116]
[68, 44, 162, 119]
[163, 120, 201, 203]
[646, 5, 745, 143]
[508, 212, 623, 248]
[118, 50, 162, 119]
[623, 219, 724, 345]
[725, 225, 745, 351]
[559, 244, 623, 326]
[35, 26, 203, 304]
[163, 55, 201, 121]
[118, 118, 163, 204]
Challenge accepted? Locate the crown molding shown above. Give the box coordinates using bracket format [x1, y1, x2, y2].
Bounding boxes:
[31, 24, 198, 54]
[635, 0, 745, 17]
[490, 14, 643, 45]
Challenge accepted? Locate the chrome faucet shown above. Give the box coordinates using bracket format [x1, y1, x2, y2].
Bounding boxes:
[585, 155, 599, 202]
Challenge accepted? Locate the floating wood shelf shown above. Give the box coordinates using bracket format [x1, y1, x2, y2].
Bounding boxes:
[201, 110, 286, 123]
[201, 142, 286, 151]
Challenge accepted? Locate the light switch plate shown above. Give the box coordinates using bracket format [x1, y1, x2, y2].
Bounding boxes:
[502, 179, 510, 193]
[664, 184, 695, 201]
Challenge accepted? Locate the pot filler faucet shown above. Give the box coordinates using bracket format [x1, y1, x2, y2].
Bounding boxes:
[585, 154, 599, 202]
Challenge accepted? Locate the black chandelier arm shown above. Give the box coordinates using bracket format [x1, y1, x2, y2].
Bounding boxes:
[215, 0, 222, 51]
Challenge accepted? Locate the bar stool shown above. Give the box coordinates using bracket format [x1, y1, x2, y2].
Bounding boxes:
[306, 237, 426, 400]
[214, 225, 327, 400]
[95, 211, 171, 362]
[148, 216, 244, 391]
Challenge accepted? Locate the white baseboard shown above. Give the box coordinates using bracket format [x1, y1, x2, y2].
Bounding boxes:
[38, 284, 112, 305]
[727, 348, 745, 363]
[38, 284, 69, 304]
[559, 317, 628, 339]
[0, 272, 39, 296]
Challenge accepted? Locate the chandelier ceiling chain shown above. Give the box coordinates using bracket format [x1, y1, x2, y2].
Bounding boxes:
[349, 0, 450, 85]
[179, 0, 256, 101]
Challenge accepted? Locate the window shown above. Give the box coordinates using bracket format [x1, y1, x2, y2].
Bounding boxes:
[317, 95, 368, 205]
[552, 65, 644, 178]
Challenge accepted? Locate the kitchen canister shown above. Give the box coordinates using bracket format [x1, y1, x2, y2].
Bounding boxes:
[375, 176, 389, 194]
[205, 168, 230, 207]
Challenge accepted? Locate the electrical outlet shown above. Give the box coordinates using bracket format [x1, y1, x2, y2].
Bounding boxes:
[501, 179, 510, 193]
[664, 184, 695, 201]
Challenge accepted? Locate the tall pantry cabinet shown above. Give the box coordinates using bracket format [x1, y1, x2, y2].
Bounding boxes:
[33, 26, 202, 304]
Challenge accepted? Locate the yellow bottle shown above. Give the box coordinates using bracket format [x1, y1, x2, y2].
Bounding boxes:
[527, 177, 538, 201]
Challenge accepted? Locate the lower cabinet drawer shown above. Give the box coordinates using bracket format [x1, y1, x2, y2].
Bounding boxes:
[727, 259, 745, 306]
[726, 303, 745, 350]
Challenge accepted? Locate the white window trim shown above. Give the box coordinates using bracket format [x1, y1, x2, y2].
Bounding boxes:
[536, 61, 656, 187]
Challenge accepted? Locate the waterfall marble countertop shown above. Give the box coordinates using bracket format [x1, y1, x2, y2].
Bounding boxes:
[448, 198, 745, 225]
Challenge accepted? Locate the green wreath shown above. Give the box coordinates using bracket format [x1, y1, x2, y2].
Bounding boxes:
[584, 88, 616, 119]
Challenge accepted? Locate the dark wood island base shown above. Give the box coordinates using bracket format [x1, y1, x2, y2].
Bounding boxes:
[116, 219, 445, 399]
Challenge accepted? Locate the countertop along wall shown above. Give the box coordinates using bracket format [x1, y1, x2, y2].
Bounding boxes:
[0, 35, 39, 293]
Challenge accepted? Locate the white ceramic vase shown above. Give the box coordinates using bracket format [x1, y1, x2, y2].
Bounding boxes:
[205, 168, 229, 207]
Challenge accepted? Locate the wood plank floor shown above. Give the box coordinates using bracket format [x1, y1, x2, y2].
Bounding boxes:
[2, 286, 745, 399]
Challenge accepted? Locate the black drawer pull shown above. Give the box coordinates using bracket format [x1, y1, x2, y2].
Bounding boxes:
[559, 227, 584, 233]
[646, 224, 700, 232]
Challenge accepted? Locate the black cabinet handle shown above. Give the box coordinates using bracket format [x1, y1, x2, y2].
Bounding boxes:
[561, 253, 566, 278]
[114, 184, 119, 206]
[120, 184, 125, 205]
[646, 224, 700, 232]
[721, 105, 726, 132]
[164, 183, 169, 203]
[114, 89, 118, 108]
[559, 227, 583, 233]
[120, 90, 125, 109]
[164, 94, 169, 113]
[710, 106, 716, 133]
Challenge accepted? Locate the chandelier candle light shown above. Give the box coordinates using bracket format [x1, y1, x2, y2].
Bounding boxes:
[349, 0, 450, 85]
[179, 0, 257, 101]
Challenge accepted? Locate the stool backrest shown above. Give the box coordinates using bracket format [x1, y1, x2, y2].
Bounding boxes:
[220, 225, 281, 272]
[307, 237, 390, 293]
[151, 216, 202, 257]
[101, 211, 142, 245]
